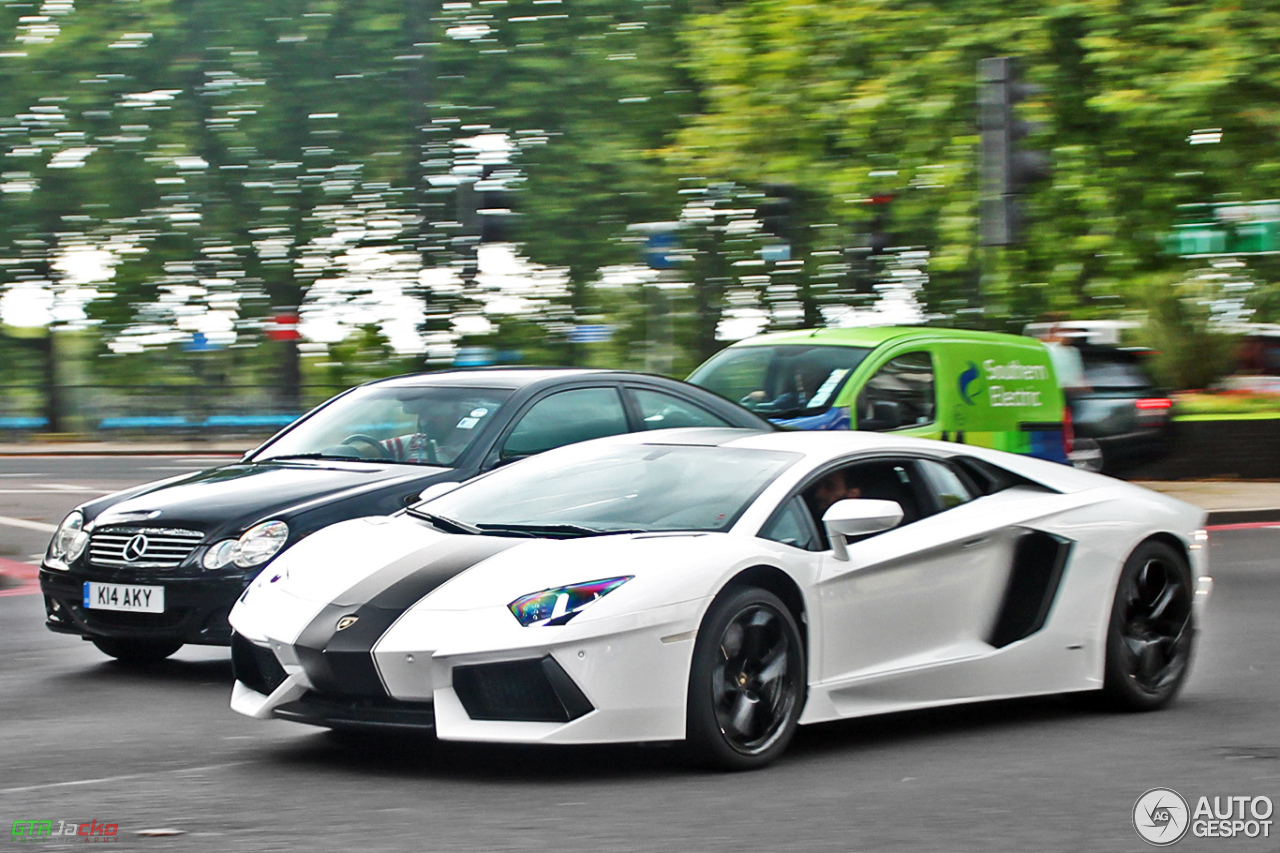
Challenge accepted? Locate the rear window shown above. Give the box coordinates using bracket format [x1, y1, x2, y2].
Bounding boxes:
[1081, 353, 1155, 390]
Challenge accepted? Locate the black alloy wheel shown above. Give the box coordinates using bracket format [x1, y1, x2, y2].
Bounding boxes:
[686, 586, 805, 770]
[91, 637, 184, 664]
[1102, 540, 1195, 710]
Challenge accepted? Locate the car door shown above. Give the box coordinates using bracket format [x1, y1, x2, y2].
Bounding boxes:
[812, 456, 1023, 691]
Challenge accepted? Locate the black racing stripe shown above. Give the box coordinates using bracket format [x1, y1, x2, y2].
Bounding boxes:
[295, 536, 520, 698]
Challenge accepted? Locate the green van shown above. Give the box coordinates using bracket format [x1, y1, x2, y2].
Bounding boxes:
[687, 326, 1069, 463]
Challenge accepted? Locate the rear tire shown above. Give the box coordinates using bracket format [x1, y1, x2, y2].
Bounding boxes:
[91, 637, 183, 664]
[686, 587, 805, 771]
[1101, 541, 1195, 711]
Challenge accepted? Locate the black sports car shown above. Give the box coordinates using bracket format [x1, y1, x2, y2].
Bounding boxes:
[39, 369, 770, 662]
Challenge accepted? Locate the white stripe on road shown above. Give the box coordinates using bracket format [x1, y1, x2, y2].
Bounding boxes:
[0, 762, 251, 795]
[0, 515, 57, 533]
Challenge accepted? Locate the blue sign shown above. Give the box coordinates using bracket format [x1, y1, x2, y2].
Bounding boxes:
[568, 325, 614, 344]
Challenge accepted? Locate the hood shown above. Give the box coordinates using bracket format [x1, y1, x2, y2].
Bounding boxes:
[87, 461, 450, 537]
[250, 515, 760, 620]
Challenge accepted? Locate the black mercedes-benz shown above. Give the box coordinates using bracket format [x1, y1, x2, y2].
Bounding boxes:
[40, 368, 770, 662]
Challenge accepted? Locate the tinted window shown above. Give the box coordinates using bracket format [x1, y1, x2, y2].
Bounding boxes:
[501, 387, 629, 459]
[856, 351, 936, 431]
[802, 459, 927, 543]
[632, 388, 732, 430]
[760, 496, 820, 551]
[1082, 356, 1154, 390]
[916, 459, 975, 511]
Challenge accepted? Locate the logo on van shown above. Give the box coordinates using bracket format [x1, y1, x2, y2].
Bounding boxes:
[958, 361, 982, 405]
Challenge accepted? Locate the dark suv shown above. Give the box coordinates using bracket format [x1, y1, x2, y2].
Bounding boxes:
[1067, 346, 1174, 473]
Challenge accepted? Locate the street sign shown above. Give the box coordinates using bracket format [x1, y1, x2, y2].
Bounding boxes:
[1166, 200, 1280, 257]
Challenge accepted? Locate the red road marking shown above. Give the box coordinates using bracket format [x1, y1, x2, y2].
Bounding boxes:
[0, 557, 39, 597]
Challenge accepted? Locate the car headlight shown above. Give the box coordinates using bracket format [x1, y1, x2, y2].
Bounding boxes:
[46, 510, 89, 568]
[507, 576, 632, 627]
[203, 521, 289, 570]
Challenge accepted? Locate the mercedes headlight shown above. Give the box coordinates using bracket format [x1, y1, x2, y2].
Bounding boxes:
[508, 576, 632, 627]
[203, 520, 289, 570]
[46, 510, 89, 568]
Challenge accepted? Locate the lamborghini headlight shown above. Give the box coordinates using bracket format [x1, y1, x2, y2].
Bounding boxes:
[203, 520, 290, 570]
[508, 576, 632, 627]
[46, 510, 89, 568]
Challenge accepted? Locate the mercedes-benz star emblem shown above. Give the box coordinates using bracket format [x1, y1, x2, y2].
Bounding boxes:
[335, 615, 359, 631]
[123, 534, 149, 562]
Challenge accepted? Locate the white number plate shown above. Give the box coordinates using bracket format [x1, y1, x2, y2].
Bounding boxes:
[83, 582, 165, 614]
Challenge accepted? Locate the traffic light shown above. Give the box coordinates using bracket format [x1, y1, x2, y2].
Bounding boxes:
[758, 184, 797, 242]
[457, 165, 517, 243]
[979, 57, 1051, 245]
[865, 193, 894, 255]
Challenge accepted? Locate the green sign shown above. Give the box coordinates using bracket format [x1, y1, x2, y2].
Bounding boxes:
[1165, 201, 1280, 257]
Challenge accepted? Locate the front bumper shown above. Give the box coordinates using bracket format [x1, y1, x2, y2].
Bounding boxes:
[40, 566, 253, 646]
[230, 597, 707, 745]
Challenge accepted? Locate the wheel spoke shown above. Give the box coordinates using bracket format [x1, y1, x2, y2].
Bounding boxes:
[1146, 577, 1178, 622]
[741, 609, 773, 663]
[756, 639, 789, 691]
[719, 621, 744, 661]
[725, 692, 758, 738]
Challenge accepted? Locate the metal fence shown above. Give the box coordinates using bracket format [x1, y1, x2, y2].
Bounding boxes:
[0, 384, 339, 438]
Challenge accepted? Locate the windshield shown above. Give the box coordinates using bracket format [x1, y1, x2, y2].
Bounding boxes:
[252, 385, 513, 467]
[688, 344, 873, 420]
[417, 442, 799, 534]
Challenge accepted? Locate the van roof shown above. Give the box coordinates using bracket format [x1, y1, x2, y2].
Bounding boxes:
[727, 325, 1043, 349]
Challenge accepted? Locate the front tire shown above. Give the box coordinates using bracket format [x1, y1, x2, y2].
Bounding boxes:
[686, 587, 805, 770]
[1101, 540, 1195, 711]
[92, 637, 183, 664]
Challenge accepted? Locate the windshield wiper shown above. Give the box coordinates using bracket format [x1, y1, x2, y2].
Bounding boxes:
[405, 508, 481, 535]
[256, 452, 375, 463]
[473, 522, 639, 539]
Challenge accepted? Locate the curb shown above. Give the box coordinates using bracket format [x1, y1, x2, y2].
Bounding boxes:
[1206, 508, 1280, 527]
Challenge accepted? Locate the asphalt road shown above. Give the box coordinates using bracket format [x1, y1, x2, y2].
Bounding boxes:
[1, 457, 1278, 852]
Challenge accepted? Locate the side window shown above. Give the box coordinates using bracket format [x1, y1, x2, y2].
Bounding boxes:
[632, 388, 732, 430]
[760, 497, 820, 551]
[916, 459, 976, 512]
[500, 388, 629, 459]
[856, 351, 936, 431]
[803, 460, 928, 542]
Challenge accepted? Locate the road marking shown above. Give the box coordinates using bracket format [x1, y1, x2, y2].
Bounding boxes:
[0, 556, 40, 597]
[0, 515, 57, 533]
[0, 762, 250, 795]
[0, 488, 110, 495]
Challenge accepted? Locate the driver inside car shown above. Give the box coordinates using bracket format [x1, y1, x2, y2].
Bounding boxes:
[378, 401, 478, 465]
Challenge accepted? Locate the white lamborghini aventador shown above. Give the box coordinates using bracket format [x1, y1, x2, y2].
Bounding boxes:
[229, 428, 1212, 769]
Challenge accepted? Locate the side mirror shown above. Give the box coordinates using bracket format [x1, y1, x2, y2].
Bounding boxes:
[416, 481, 460, 504]
[823, 499, 903, 561]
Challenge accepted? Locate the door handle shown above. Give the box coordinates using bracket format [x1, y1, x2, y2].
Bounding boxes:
[961, 536, 989, 549]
